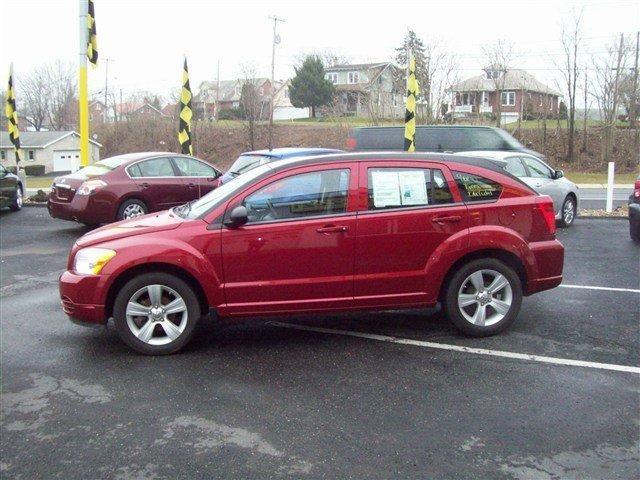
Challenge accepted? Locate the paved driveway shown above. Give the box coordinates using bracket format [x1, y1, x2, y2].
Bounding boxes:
[1, 208, 638, 479]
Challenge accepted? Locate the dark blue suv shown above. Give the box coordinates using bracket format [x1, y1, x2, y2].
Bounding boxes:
[219, 147, 343, 185]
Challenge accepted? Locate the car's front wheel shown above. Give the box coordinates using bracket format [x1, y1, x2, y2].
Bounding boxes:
[558, 195, 576, 228]
[9, 185, 23, 211]
[113, 272, 200, 355]
[443, 259, 522, 336]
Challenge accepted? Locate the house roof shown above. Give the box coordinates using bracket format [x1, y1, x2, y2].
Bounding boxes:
[325, 62, 390, 72]
[449, 69, 561, 96]
[0, 131, 102, 148]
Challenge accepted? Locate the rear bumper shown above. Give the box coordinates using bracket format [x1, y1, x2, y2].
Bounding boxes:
[525, 239, 564, 295]
[48, 194, 114, 225]
[59, 270, 107, 325]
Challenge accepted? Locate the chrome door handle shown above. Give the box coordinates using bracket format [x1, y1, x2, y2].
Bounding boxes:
[316, 225, 349, 234]
[140, 182, 150, 189]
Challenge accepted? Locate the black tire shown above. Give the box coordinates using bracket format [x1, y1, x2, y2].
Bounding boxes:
[113, 272, 200, 355]
[116, 198, 147, 221]
[443, 258, 523, 337]
[9, 184, 23, 211]
[557, 195, 576, 228]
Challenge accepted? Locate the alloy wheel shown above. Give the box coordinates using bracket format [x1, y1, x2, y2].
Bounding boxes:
[123, 203, 145, 218]
[125, 284, 188, 346]
[15, 188, 22, 208]
[563, 199, 575, 225]
[457, 269, 513, 327]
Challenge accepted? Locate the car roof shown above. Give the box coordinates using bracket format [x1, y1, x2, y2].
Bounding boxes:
[242, 147, 344, 159]
[454, 150, 535, 160]
[263, 151, 512, 177]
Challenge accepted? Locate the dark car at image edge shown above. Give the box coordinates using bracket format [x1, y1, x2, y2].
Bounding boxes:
[629, 174, 640, 243]
[0, 164, 23, 212]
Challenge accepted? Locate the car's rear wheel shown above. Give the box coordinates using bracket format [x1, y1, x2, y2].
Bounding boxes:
[117, 199, 147, 220]
[9, 185, 23, 211]
[630, 217, 640, 243]
[558, 195, 576, 228]
[113, 273, 200, 355]
[443, 259, 522, 336]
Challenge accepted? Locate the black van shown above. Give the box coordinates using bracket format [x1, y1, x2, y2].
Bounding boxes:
[345, 125, 543, 158]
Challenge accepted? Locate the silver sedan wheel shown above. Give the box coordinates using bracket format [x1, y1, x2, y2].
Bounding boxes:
[123, 203, 145, 218]
[563, 198, 575, 225]
[457, 269, 513, 327]
[125, 284, 188, 346]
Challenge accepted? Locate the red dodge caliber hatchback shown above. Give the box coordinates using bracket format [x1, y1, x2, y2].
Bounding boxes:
[60, 153, 564, 355]
[48, 152, 222, 225]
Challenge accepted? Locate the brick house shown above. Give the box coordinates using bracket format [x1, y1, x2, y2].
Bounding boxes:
[322, 62, 404, 118]
[448, 66, 561, 123]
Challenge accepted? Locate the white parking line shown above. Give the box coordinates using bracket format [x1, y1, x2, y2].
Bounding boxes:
[560, 284, 640, 293]
[269, 322, 640, 374]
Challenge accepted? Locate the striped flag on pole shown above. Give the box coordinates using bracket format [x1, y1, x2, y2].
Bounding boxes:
[178, 57, 193, 155]
[5, 63, 21, 164]
[403, 54, 420, 152]
[87, 0, 98, 67]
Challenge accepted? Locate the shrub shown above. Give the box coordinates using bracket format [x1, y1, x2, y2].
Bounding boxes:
[218, 108, 245, 120]
[24, 164, 45, 176]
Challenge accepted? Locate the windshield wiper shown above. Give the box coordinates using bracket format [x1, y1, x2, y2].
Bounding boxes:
[174, 200, 195, 218]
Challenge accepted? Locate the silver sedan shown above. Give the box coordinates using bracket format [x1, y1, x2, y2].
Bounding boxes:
[456, 150, 580, 227]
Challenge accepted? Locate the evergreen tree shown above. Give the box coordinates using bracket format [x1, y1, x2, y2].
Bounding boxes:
[395, 30, 429, 93]
[288, 56, 335, 117]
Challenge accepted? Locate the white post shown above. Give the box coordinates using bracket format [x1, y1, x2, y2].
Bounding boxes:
[606, 161, 615, 213]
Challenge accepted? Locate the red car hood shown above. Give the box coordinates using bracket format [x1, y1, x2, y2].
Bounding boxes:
[76, 210, 184, 247]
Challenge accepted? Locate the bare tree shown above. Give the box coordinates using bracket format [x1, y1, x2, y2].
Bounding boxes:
[239, 66, 262, 150]
[591, 35, 631, 162]
[482, 40, 514, 127]
[556, 12, 583, 162]
[45, 61, 77, 130]
[19, 66, 50, 131]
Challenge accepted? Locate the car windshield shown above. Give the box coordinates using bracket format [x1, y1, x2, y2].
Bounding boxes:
[228, 155, 273, 176]
[177, 164, 272, 219]
[77, 155, 131, 177]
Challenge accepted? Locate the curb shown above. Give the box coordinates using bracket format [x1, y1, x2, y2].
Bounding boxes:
[24, 203, 48, 208]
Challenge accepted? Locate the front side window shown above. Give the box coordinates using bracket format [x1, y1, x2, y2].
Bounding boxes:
[453, 171, 502, 202]
[173, 157, 217, 177]
[522, 156, 552, 179]
[501, 91, 516, 106]
[503, 157, 527, 177]
[367, 168, 454, 210]
[129, 157, 175, 178]
[243, 169, 349, 223]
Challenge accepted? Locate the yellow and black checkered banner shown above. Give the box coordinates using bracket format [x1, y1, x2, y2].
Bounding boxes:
[5, 67, 21, 163]
[178, 57, 193, 155]
[404, 54, 420, 152]
[87, 0, 98, 67]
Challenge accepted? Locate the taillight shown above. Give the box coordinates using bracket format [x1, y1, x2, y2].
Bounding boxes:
[536, 196, 557, 235]
[76, 179, 106, 196]
[345, 137, 356, 150]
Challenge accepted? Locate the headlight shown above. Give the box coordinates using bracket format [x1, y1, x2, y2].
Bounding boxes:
[74, 247, 116, 275]
[76, 179, 106, 196]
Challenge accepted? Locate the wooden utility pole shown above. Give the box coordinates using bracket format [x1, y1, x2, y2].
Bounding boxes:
[268, 16, 285, 150]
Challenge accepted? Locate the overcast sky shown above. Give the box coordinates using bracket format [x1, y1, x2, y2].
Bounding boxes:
[1, 0, 639, 101]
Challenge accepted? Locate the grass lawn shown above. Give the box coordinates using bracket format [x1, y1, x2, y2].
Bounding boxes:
[25, 177, 55, 189]
[563, 171, 637, 185]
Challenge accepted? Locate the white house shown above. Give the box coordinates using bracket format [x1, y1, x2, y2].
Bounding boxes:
[0, 131, 101, 174]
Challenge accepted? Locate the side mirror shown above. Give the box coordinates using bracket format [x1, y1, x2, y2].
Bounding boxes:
[554, 170, 564, 179]
[224, 205, 248, 227]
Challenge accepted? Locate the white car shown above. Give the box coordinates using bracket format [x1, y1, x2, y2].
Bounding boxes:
[455, 151, 579, 227]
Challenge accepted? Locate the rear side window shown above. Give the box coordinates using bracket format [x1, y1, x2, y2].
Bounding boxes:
[129, 158, 175, 178]
[453, 171, 502, 202]
[367, 168, 454, 210]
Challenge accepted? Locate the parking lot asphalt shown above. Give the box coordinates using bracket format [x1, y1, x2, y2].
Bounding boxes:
[1, 207, 638, 479]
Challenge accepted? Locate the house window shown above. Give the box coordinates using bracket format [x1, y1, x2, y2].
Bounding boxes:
[501, 91, 516, 106]
[482, 92, 490, 106]
[486, 70, 500, 80]
[459, 93, 475, 106]
[1, 150, 5, 160]
[28, 150, 35, 161]
[326, 73, 338, 84]
[347, 71, 359, 84]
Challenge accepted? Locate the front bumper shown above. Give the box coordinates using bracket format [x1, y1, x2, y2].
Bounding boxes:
[525, 239, 564, 295]
[59, 270, 108, 325]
